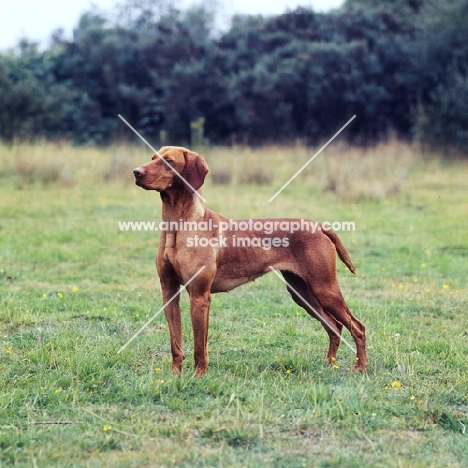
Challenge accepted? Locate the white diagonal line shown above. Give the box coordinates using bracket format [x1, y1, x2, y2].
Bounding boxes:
[268, 115, 356, 202]
[117, 266, 207, 354]
[268, 266, 356, 353]
[118, 114, 207, 203]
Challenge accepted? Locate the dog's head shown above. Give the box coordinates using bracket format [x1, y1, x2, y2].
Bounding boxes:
[133, 146, 209, 193]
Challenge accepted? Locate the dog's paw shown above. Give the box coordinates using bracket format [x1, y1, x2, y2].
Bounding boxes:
[171, 364, 182, 375]
[194, 367, 207, 378]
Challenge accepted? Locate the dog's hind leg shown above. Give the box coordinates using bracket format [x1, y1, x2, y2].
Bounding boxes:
[281, 271, 343, 365]
[309, 281, 367, 371]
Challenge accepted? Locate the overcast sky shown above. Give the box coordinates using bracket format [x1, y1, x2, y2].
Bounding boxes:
[0, 0, 345, 51]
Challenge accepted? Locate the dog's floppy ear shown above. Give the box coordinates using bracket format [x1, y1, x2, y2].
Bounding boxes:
[182, 150, 209, 192]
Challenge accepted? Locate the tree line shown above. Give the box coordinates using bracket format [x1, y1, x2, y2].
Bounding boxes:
[0, 0, 467, 149]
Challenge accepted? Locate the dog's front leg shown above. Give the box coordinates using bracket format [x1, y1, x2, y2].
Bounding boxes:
[160, 277, 184, 374]
[189, 291, 212, 377]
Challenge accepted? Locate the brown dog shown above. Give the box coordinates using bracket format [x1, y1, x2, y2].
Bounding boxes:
[133, 146, 367, 376]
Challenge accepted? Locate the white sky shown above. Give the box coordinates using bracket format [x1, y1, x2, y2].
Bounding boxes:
[0, 0, 345, 51]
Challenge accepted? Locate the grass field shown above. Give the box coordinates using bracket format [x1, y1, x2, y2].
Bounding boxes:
[0, 141, 467, 467]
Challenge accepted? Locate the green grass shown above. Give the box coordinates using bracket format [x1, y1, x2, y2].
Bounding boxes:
[0, 142, 467, 467]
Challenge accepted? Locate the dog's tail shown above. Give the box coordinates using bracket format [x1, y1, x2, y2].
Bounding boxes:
[322, 228, 356, 274]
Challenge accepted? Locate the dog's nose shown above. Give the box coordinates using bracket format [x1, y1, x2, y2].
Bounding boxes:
[133, 167, 145, 178]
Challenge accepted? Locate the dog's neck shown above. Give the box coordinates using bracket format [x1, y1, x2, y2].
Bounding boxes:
[160, 188, 205, 222]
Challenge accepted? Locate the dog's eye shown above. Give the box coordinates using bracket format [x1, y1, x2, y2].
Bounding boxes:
[164, 159, 175, 167]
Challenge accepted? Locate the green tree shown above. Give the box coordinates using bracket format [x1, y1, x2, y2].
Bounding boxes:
[412, 0, 468, 149]
[0, 43, 77, 142]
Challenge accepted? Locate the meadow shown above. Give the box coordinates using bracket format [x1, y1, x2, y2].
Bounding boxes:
[0, 141, 467, 467]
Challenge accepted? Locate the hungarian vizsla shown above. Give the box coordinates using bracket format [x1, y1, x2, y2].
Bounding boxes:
[133, 146, 367, 377]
